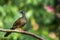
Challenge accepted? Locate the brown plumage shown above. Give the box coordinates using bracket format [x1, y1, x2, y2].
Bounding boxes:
[4, 10, 27, 37]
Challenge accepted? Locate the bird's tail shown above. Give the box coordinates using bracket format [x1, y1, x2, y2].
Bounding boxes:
[4, 27, 15, 37]
[4, 32, 11, 37]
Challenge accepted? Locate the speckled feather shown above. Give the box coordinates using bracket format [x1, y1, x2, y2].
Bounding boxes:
[4, 10, 27, 37]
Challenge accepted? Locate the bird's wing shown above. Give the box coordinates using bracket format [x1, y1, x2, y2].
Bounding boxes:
[13, 18, 22, 26]
[11, 17, 26, 29]
[11, 18, 21, 29]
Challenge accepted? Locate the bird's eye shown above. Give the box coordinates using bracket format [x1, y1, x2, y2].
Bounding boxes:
[20, 10, 24, 13]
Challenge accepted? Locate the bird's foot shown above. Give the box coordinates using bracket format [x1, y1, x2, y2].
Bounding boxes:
[16, 28, 24, 32]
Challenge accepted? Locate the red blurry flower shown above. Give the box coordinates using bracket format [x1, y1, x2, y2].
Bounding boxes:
[44, 6, 54, 13]
[56, 13, 60, 18]
[49, 32, 56, 39]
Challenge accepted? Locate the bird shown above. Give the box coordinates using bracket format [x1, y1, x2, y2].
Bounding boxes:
[4, 10, 27, 37]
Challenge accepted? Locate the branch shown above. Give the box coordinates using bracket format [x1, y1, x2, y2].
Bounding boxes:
[0, 29, 44, 40]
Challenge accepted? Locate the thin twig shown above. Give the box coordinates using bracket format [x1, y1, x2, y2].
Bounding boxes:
[0, 29, 44, 40]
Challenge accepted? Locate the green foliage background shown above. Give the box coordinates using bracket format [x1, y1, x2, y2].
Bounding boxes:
[0, 0, 59, 40]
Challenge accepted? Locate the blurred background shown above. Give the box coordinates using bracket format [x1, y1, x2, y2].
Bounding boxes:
[0, 0, 60, 40]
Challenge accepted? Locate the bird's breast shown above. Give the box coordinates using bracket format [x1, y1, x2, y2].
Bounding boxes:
[20, 19, 26, 23]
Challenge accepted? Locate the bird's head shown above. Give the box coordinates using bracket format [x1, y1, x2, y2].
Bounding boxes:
[19, 10, 26, 17]
[20, 10, 25, 15]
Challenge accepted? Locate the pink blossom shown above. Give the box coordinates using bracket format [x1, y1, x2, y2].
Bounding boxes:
[44, 6, 54, 13]
[56, 13, 60, 18]
[49, 32, 56, 39]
